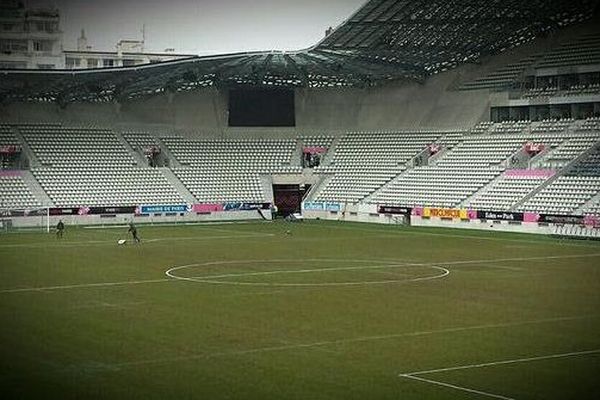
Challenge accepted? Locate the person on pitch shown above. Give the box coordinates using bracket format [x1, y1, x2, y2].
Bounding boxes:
[56, 219, 65, 239]
[128, 222, 141, 243]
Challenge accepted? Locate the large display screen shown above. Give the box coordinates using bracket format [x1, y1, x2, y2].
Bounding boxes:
[228, 89, 295, 126]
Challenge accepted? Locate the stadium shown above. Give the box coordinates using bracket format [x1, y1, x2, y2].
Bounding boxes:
[1, 0, 600, 398]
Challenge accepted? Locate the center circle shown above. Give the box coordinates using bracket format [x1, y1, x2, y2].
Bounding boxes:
[165, 259, 449, 287]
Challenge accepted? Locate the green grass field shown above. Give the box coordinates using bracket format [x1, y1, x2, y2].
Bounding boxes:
[1, 220, 600, 399]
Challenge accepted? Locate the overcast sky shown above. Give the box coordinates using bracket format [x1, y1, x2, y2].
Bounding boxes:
[25, 0, 365, 55]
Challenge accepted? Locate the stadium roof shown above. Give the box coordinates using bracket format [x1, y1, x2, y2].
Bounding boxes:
[1, 0, 599, 104]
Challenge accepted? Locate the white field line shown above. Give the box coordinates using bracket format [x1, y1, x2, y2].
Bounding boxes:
[166, 253, 600, 287]
[86, 224, 257, 236]
[166, 259, 449, 287]
[110, 314, 597, 368]
[398, 348, 600, 399]
[183, 266, 449, 287]
[83, 221, 259, 229]
[0, 233, 274, 248]
[322, 223, 600, 248]
[0, 278, 171, 294]
[400, 348, 600, 376]
[3, 252, 599, 294]
[69, 301, 146, 309]
[473, 263, 524, 272]
[400, 374, 515, 400]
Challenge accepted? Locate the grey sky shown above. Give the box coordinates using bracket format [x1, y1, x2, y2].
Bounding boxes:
[26, 0, 365, 55]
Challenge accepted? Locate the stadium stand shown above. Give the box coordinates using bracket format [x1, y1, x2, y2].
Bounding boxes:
[459, 31, 600, 92]
[459, 56, 540, 91]
[519, 146, 600, 214]
[0, 125, 18, 146]
[364, 120, 599, 209]
[163, 137, 296, 202]
[0, 173, 41, 209]
[121, 130, 161, 152]
[17, 125, 184, 207]
[313, 130, 449, 203]
[535, 33, 600, 69]
[465, 172, 554, 211]
[1, 118, 598, 214]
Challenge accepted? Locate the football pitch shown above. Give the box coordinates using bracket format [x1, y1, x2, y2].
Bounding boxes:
[1, 220, 600, 399]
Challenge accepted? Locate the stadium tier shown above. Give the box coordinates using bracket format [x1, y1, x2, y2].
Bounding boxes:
[313, 130, 452, 203]
[459, 31, 600, 92]
[15, 125, 184, 207]
[163, 137, 297, 202]
[0, 173, 41, 209]
[0, 119, 598, 214]
[518, 146, 600, 214]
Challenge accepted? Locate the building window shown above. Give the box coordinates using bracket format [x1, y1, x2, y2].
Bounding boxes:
[65, 57, 81, 69]
[33, 40, 53, 52]
[34, 21, 57, 33]
[87, 58, 98, 68]
[103, 59, 114, 67]
[122, 59, 137, 66]
[0, 61, 27, 69]
[37, 64, 55, 69]
[0, 39, 28, 52]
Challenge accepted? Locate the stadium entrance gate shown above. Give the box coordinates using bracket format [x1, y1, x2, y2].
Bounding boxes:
[272, 184, 308, 217]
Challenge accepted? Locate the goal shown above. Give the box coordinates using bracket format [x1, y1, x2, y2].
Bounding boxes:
[0, 207, 51, 233]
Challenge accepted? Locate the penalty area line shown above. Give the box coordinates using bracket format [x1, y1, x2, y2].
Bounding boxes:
[0, 278, 171, 294]
[398, 348, 600, 400]
[109, 314, 597, 368]
[399, 374, 515, 400]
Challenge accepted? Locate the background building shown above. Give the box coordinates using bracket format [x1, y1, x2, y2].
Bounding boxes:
[0, 1, 193, 70]
[63, 30, 194, 70]
[0, 0, 63, 69]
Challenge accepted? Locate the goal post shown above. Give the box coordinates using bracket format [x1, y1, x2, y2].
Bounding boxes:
[0, 207, 51, 233]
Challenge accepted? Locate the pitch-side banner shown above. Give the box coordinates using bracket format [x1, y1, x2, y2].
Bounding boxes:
[192, 203, 224, 213]
[302, 201, 341, 212]
[77, 206, 137, 215]
[378, 206, 412, 215]
[138, 205, 188, 214]
[223, 202, 271, 211]
[584, 215, 600, 228]
[538, 214, 584, 224]
[423, 207, 474, 220]
[477, 211, 524, 221]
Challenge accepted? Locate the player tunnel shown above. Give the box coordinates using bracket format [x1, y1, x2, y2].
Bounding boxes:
[272, 184, 309, 217]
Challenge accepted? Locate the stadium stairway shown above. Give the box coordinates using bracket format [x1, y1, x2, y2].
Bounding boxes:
[576, 192, 600, 215]
[291, 139, 303, 167]
[113, 129, 147, 166]
[156, 137, 183, 168]
[12, 126, 41, 168]
[303, 174, 334, 202]
[363, 168, 412, 204]
[320, 135, 342, 167]
[528, 146, 553, 168]
[158, 167, 197, 204]
[20, 170, 54, 207]
[259, 175, 274, 203]
[509, 143, 600, 212]
[457, 173, 507, 208]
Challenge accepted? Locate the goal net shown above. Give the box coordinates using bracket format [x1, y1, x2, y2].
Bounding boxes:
[0, 207, 51, 233]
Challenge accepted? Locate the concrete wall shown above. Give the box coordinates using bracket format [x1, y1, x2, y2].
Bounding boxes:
[300, 208, 600, 238]
[0, 66, 491, 133]
[2, 210, 271, 229]
[296, 73, 490, 131]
